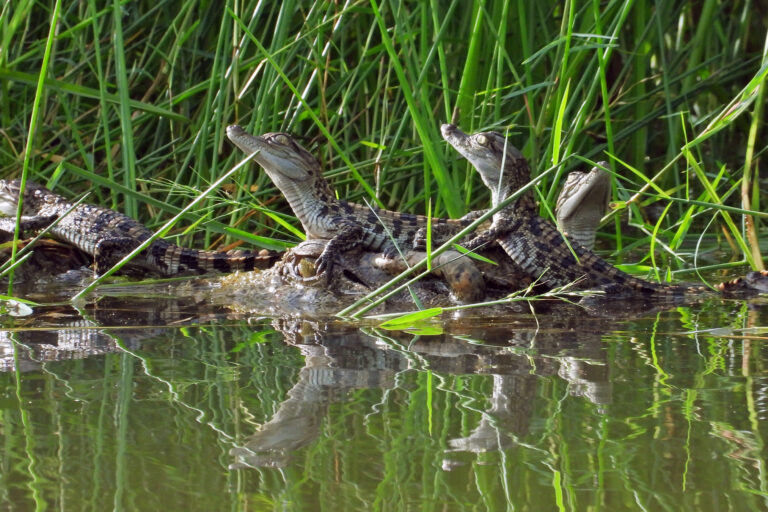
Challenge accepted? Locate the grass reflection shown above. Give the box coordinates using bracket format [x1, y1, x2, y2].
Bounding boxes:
[1, 304, 767, 509]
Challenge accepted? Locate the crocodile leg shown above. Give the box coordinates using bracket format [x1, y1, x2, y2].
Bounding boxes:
[374, 249, 485, 303]
[93, 236, 143, 276]
[313, 220, 365, 281]
[412, 209, 488, 251]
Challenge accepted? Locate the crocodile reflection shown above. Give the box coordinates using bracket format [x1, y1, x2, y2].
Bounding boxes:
[0, 296, 239, 372]
[230, 317, 613, 469]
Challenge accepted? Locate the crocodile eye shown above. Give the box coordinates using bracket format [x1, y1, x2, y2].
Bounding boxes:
[475, 134, 489, 146]
[273, 134, 290, 145]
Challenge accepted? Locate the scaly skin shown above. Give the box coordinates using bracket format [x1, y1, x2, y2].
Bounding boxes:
[440, 124, 766, 297]
[555, 164, 611, 251]
[226, 125, 485, 282]
[0, 179, 279, 277]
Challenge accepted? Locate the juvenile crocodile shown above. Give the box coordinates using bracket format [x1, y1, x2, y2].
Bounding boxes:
[440, 124, 767, 296]
[226, 125, 487, 282]
[0, 179, 279, 277]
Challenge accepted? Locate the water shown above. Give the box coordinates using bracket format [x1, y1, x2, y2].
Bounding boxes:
[1, 287, 768, 510]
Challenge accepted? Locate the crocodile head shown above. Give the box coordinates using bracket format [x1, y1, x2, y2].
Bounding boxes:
[554, 165, 611, 250]
[440, 124, 534, 211]
[226, 125, 334, 200]
[0, 179, 58, 217]
[555, 165, 611, 221]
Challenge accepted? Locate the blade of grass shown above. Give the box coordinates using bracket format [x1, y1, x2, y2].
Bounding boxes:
[369, 0, 461, 217]
[229, 8, 383, 208]
[7, 0, 62, 296]
[0, 69, 187, 122]
[740, 31, 768, 271]
[685, 158, 754, 267]
[111, 0, 138, 218]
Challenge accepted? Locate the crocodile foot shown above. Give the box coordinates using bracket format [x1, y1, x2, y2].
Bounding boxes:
[279, 248, 323, 284]
[279, 240, 354, 286]
[313, 252, 342, 285]
[718, 270, 768, 295]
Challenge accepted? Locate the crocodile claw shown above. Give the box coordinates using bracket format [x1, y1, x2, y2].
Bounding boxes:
[313, 253, 339, 284]
[381, 244, 402, 260]
[412, 228, 428, 251]
[718, 270, 768, 295]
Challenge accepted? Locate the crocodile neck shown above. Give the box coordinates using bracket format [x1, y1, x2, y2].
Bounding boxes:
[226, 126, 342, 238]
[268, 164, 340, 239]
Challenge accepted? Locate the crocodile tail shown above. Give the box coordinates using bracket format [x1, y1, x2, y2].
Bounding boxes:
[150, 243, 279, 275]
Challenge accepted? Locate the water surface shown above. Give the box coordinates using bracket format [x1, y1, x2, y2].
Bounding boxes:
[1, 293, 767, 511]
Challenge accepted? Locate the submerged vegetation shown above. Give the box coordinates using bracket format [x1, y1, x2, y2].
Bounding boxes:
[1, 1, 767, 294]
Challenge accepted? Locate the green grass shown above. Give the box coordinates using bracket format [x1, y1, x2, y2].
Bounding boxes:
[1, 1, 766, 299]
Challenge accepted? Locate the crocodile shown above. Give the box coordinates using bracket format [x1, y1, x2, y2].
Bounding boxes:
[440, 124, 767, 297]
[0, 179, 279, 277]
[226, 125, 487, 283]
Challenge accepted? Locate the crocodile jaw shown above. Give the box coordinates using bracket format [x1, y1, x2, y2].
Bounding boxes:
[226, 125, 315, 182]
[441, 124, 499, 187]
[553, 165, 611, 251]
[0, 181, 16, 216]
[441, 124, 526, 207]
[0, 179, 25, 216]
[555, 164, 611, 222]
